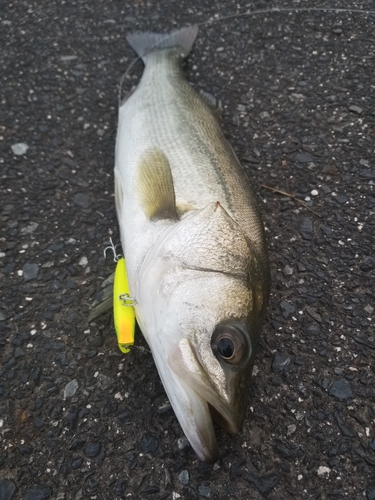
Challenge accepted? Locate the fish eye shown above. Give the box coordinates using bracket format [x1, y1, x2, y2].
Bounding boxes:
[211, 324, 248, 364]
[216, 337, 235, 359]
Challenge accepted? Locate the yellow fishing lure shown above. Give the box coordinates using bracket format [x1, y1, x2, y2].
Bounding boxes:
[113, 257, 136, 353]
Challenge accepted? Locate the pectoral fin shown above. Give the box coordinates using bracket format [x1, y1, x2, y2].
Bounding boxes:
[137, 148, 178, 221]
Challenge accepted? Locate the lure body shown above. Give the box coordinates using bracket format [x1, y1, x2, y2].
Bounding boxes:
[113, 257, 135, 353]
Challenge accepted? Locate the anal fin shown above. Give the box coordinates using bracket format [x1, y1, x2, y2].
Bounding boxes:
[88, 273, 114, 323]
[137, 148, 178, 221]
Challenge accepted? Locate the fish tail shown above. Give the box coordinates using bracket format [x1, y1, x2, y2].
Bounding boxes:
[126, 26, 199, 61]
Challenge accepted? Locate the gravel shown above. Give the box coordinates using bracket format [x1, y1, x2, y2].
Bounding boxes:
[178, 470, 190, 485]
[11, 143, 29, 156]
[0, 480, 16, 500]
[1, 1, 374, 499]
[22, 262, 39, 281]
[64, 379, 79, 398]
[299, 216, 314, 240]
[329, 378, 353, 400]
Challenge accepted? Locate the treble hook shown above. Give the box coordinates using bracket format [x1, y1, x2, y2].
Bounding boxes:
[104, 237, 123, 262]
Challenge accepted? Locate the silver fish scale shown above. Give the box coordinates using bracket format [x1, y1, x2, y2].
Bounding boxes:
[123, 49, 268, 274]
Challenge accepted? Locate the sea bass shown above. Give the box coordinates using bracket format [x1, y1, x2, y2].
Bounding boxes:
[114, 26, 270, 462]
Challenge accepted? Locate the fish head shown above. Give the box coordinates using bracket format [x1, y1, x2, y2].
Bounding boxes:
[136, 202, 268, 462]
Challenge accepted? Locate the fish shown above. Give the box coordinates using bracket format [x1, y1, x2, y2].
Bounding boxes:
[114, 26, 270, 462]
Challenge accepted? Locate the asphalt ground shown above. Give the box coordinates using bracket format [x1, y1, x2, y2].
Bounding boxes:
[1, 1, 375, 499]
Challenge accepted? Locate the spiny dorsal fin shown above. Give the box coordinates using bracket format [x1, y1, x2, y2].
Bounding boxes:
[137, 148, 178, 221]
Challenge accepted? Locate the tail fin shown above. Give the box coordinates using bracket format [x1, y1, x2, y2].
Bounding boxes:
[126, 26, 199, 62]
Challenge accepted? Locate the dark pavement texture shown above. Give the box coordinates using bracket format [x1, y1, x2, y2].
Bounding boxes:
[1, 1, 375, 499]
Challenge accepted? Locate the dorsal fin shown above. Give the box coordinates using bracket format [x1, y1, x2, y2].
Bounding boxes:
[137, 148, 178, 221]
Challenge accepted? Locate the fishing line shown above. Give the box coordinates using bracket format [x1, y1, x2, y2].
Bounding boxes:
[118, 6, 375, 103]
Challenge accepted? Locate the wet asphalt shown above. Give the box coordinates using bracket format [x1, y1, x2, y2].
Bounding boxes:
[1, 1, 375, 499]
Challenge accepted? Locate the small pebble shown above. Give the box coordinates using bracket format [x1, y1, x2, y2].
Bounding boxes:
[79, 256, 88, 267]
[329, 379, 352, 400]
[73, 193, 91, 209]
[61, 55, 78, 61]
[85, 441, 102, 458]
[367, 483, 375, 500]
[114, 482, 126, 496]
[317, 466, 331, 476]
[305, 306, 322, 323]
[299, 217, 314, 240]
[71, 457, 83, 470]
[13, 347, 25, 359]
[64, 379, 79, 399]
[272, 353, 291, 373]
[96, 373, 111, 390]
[34, 417, 44, 429]
[177, 437, 190, 450]
[20, 222, 38, 234]
[55, 353, 69, 366]
[11, 142, 29, 155]
[335, 195, 348, 204]
[87, 477, 99, 490]
[23, 486, 52, 500]
[283, 265, 293, 276]
[140, 433, 158, 454]
[0, 479, 16, 500]
[279, 300, 295, 319]
[311, 189, 318, 196]
[287, 424, 296, 436]
[49, 243, 64, 252]
[198, 483, 212, 498]
[295, 152, 313, 163]
[360, 257, 375, 272]
[349, 105, 363, 114]
[295, 356, 306, 366]
[65, 313, 81, 325]
[23, 263, 39, 281]
[364, 304, 374, 315]
[74, 489, 83, 500]
[247, 472, 280, 494]
[68, 437, 86, 451]
[178, 470, 189, 485]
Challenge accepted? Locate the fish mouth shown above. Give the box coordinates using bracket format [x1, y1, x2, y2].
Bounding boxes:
[208, 402, 236, 434]
[166, 340, 245, 462]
